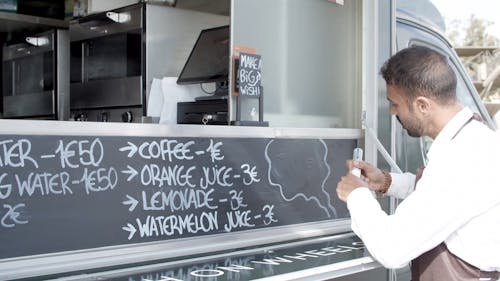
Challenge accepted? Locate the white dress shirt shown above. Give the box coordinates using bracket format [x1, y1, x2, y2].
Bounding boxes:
[347, 107, 500, 271]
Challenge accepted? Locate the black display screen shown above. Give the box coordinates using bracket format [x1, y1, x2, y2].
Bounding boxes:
[177, 25, 229, 85]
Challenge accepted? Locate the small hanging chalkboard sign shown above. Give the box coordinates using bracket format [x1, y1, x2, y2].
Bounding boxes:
[238, 53, 262, 98]
[233, 52, 267, 126]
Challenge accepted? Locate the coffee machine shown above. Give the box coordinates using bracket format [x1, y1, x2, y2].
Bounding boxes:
[69, 3, 228, 122]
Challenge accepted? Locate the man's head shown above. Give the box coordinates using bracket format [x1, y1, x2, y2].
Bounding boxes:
[380, 46, 459, 137]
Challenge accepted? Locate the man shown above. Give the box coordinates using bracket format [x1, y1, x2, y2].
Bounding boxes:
[336, 46, 500, 280]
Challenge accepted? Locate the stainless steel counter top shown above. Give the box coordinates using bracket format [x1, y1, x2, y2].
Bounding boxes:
[0, 119, 363, 139]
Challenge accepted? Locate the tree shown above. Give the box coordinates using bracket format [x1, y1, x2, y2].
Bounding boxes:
[447, 15, 500, 104]
[447, 15, 499, 47]
[464, 15, 499, 46]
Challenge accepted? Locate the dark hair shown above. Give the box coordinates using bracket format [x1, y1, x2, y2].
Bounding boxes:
[380, 46, 457, 105]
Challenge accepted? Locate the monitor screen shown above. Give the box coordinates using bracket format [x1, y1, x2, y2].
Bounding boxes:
[177, 25, 229, 85]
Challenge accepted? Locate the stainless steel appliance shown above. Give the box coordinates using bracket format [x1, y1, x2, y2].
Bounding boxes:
[2, 28, 69, 119]
[69, 3, 228, 122]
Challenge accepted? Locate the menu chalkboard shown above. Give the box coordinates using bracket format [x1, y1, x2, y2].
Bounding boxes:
[0, 135, 356, 259]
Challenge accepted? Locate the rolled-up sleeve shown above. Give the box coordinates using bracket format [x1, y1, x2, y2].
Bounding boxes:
[386, 172, 416, 199]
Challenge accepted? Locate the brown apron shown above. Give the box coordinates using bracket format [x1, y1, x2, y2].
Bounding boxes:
[411, 242, 499, 281]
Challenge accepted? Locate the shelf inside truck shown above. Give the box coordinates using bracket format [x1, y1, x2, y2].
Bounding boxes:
[0, 10, 68, 34]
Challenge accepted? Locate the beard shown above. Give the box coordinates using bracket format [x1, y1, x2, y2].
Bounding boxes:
[396, 115, 424, 137]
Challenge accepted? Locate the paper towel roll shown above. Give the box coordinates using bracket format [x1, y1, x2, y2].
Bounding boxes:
[146, 78, 164, 118]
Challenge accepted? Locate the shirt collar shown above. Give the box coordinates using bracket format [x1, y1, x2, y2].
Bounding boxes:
[427, 107, 473, 159]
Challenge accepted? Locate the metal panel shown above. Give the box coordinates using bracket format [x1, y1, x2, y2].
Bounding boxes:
[69, 4, 143, 42]
[3, 91, 54, 117]
[2, 32, 54, 60]
[70, 76, 143, 109]
[2, 28, 70, 120]
[56, 29, 70, 120]
[2, 30, 57, 118]
[0, 10, 68, 34]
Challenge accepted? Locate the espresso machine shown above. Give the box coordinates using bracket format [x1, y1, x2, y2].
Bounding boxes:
[69, 3, 228, 122]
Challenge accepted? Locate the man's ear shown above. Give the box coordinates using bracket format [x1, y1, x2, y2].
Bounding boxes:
[414, 96, 431, 114]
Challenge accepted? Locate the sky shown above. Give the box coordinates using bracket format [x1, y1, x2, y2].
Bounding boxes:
[431, 0, 500, 40]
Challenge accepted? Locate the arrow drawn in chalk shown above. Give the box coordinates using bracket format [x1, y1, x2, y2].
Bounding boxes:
[122, 223, 137, 240]
[121, 165, 138, 181]
[119, 142, 138, 157]
[122, 194, 139, 212]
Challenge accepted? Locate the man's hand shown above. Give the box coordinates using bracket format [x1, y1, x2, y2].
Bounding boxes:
[348, 160, 387, 193]
[336, 173, 369, 202]
[337, 160, 390, 202]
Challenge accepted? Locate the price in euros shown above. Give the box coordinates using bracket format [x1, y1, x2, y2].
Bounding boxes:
[229, 190, 247, 210]
[240, 164, 260, 186]
[262, 204, 278, 225]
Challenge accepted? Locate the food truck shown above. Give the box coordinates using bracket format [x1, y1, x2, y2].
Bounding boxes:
[0, 1, 495, 280]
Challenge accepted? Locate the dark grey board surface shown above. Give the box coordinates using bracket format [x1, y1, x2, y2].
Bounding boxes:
[0, 135, 356, 259]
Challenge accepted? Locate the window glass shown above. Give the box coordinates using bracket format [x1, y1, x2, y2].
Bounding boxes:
[451, 61, 481, 112]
